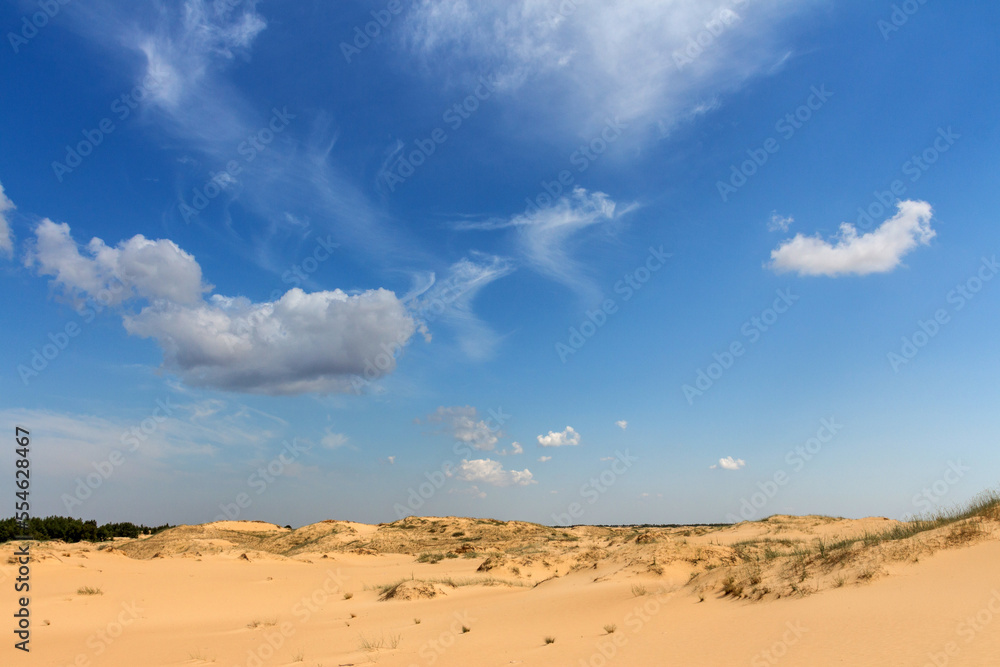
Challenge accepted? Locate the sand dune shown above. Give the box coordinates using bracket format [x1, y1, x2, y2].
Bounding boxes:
[4, 508, 999, 666]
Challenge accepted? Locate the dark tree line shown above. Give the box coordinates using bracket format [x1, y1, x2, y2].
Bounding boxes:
[0, 516, 173, 543]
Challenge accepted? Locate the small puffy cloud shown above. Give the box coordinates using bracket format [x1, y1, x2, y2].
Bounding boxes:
[710, 456, 746, 470]
[498, 441, 523, 456]
[426, 406, 500, 451]
[768, 212, 793, 232]
[768, 200, 934, 277]
[454, 459, 535, 487]
[537, 426, 580, 448]
[321, 430, 348, 449]
[0, 180, 15, 257]
[25, 221, 417, 395]
[386, 455, 396, 465]
[615, 420, 628, 430]
[537, 455, 552, 463]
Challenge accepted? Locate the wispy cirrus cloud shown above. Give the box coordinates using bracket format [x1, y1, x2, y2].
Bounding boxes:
[0, 180, 15, 258]
[457, 188, 634, 303]
[406, 252, 515, 360]
[399, 0, 819, 140]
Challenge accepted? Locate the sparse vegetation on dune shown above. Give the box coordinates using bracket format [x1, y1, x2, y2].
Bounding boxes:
[51, 487, 998, 610]
[703, 489, 1000, 602]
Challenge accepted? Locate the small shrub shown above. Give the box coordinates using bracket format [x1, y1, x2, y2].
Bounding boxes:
[414, 618, 421, 624]
[631, 584, 647, 597]
[417, 552, 445, 564]
[603, 624, 617, 634]
[544, 636, 556, 644]
[343, 592, 354, 600]
[77, 586, 103, 596]
[461, 625, 471, 633]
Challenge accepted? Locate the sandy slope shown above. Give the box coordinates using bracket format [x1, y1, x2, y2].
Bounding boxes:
[3, 514, 999, 666]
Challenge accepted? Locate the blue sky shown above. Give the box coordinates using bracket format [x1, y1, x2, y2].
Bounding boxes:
[1, 0, 998, 527]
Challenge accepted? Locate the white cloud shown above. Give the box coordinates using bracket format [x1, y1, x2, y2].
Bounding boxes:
[454, 459, 535, 487]
[768, 212, 793, 232]
[321, 430, 349, 449]
[459, 188, 633, 303]
[406, 253, 515, 360]
[768, 200, 935, 277]
[537, 426, 581, 448]
[133, 0, 267, 112]
[537, 455, 552, 463]
[426, 406, 500, 451]
[0, 180, 15, 258]
[386, 456, 396, 465]
[400, 0, 817, 140]
[449, 485, 487, 498]
[26, 221, 417, 395]
[498, 441, 523, 456]
[615, 420, 628, 430]
[711, 456, 746, 470]
[28, 219, 209, 305]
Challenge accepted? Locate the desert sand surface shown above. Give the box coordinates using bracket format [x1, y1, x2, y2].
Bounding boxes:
[4, 510, 1000, 667]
